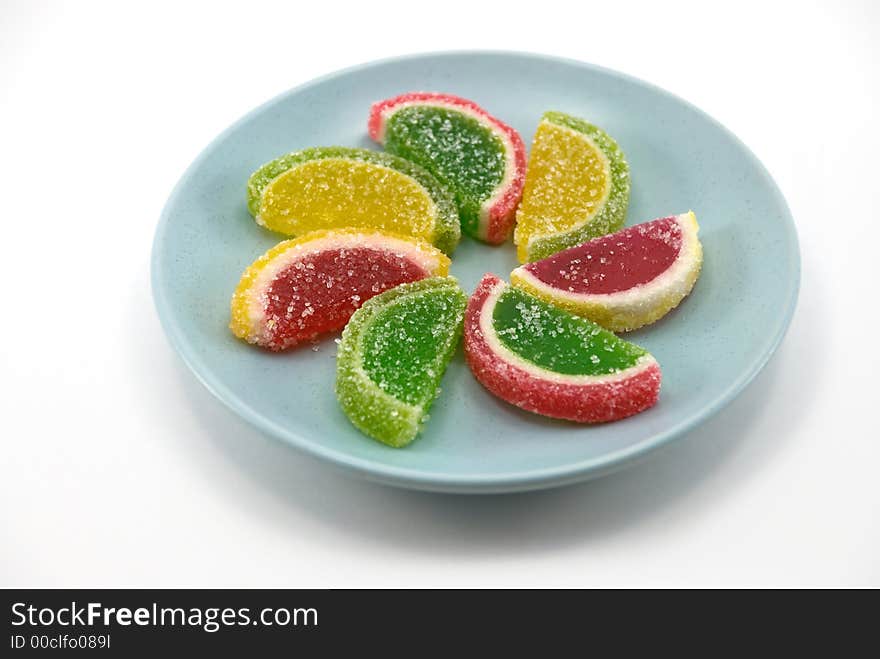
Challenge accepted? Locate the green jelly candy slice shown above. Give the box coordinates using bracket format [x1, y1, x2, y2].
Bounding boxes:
[336, 277, 467, 447]
[492, 287, 647, 376]
[384, 107, 507, 239]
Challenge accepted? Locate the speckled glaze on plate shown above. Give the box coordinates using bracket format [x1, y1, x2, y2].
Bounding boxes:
[151, 52, 799, 494]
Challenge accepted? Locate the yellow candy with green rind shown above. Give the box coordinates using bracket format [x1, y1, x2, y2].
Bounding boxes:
[515, 112, 630, 262]
[247, 147, 460, 255]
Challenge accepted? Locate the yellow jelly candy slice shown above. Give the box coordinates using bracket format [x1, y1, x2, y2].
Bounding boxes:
[514, 112, 630, 262]
[247, 147, 460, 255]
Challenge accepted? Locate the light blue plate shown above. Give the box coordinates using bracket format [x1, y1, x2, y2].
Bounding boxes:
[152, 52, 799, 494]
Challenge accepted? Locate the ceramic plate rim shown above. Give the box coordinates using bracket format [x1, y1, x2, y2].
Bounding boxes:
[150, 50, 800, 493]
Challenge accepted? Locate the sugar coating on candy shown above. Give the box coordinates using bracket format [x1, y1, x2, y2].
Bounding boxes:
[247, 147, 460, 255]
[493, 288, 646, 375]
[519, 122, 607, 237]
[515, 111, 630, 263]
[523, 216, 682, 295]
[230, 229, 450, 351]
[362, 292, 459, 405]
[336, 277, 467, 447]
[464, 274, 661, 423]
[261, 159, 434, 237]
[512, 212, 702, 332]
[369, 93, 526, 245]
[387, 107, 505, 229]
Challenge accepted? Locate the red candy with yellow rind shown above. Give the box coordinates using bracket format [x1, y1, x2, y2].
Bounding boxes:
[511, 212, 702, 332]
[230, 229, 450, 351]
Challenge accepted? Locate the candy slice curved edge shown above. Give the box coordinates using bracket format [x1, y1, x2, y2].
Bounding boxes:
[464, 274, 661, 423]
[369, 92, 526, 245]
[230, 229, 451, 351]
[516, 111, 631, 263]
[335, 277, 466, 447]
[511, 212, 703, 332]
[246, 146, 460, 255]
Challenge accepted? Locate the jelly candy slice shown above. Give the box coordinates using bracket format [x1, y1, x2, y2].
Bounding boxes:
[230, 229, 450, 351]
[369, 93, 526, 245]
[464, 274, 661, 423]
[247, 147, 460, 255]
[336, 277, 467, 447]
[515, 111, 630, 262]
[511, 212, 702, 332]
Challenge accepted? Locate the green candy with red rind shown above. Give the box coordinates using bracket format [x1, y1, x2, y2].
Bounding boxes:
[492, 287, 648, 375]
[464, 274, 661, 423]
[335, 277, 467, 447]
[369, 93, 526, 245]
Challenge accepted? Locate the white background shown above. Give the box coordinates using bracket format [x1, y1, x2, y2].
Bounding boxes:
[1, 0, 878, 587]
